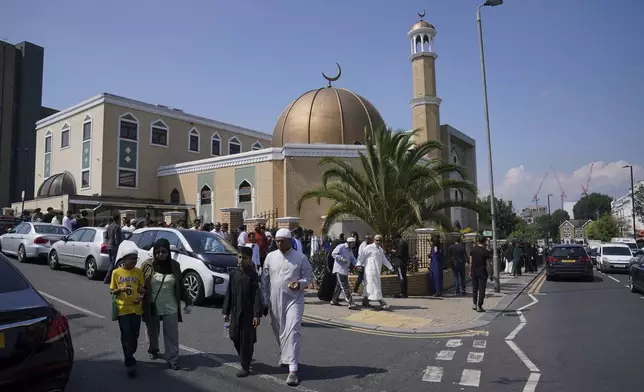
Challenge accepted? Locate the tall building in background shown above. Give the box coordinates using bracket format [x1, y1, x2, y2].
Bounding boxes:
[0, 40, 55, 210]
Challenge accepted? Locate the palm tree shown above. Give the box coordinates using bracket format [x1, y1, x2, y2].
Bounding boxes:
[296, 126, 480, 236]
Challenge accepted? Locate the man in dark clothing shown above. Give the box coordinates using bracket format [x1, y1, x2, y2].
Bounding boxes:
[103, 214, 123, 284]
[43, 207, 55, 223]
[469, 237, 492, 312]
[449, 237, 468, 295]
[223, 246, 262, 377]
[392, 234, 410, 298]
[76, 210, 89, 229]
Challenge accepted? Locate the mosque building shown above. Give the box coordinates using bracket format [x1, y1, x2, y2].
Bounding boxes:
[13, 15, 478, 234]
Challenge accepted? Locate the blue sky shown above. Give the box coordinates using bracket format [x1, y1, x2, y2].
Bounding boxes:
[3, 0, 643, 210]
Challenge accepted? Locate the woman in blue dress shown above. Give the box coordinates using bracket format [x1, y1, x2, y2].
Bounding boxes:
[429, 235, 444, 297]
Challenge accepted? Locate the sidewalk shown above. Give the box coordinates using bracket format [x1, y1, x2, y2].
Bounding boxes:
[303, 269, 543, 334]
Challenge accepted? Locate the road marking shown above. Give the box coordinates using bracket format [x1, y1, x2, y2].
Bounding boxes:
[506, 340, 539, 372]
[518, 310, 527, 323]
[446, 339, 463, 347]
[459, 369, 481, 387]
[523, 372, 541, 392]
[435, 350, 455, 361]
[640, 296, 644, 299]
[180, 344, 319, 392]
[625, 284, 630, 288]
[473, 339, 487, 349]
[517, 293, 539, 311]
[422, 366, 444, 382]
[505, 322, 525, 340]
[608, 275, 620, 283]
[41, 292, 106, 319]
[467, 352, 485, 363]
[528, 273, 547, 294]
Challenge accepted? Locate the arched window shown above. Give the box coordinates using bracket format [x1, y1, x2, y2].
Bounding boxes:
[170, 188, 180, 204]
[44, 130, 52, 153]
[117, 113, 139, 188]
[200, 185, 212, 205]
[252, 141, 263, 151]
[238, 181, 252, 203]
[83, 115, 92, 141]
[189, 128, 200, 153]
[60, 123, 70, 148]
[81, 115, 92, 189]
[44, 130, 52, 178]
[150, 120, 169, 147]
[211, 133, 221, 156]
[229, 137, 241, 155]
[119, 113, 139, 141]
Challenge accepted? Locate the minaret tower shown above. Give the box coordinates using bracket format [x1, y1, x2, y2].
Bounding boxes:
[408, 12, 447, 161]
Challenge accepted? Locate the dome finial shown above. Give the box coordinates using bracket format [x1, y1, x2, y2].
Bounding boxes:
[322, 63, 342, 88]
[418, 10, 425, 20]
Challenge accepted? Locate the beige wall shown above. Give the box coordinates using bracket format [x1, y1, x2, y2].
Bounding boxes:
[255, 162, 275, 214]
[11, 194, 69, 214]
[158, 172, 197, 206]
[34, 105, 105, 196]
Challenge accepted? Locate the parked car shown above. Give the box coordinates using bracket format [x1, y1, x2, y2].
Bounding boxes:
[595, 242, 633, 273]
[48, 227, 111, 280]
[117, 227, 239, 305]
[628, 254, 644, 293]
[0, 254, 74, 391]
[546, 244, 594, 281]
[0, 223, 70, 263]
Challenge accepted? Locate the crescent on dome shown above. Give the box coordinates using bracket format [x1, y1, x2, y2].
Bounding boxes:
[418, 10, 426, 20]
[322, 63, 342, 87]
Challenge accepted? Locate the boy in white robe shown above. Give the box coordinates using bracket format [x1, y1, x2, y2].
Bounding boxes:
[260, 228, 313, 387]
[357, 235, 394, 309]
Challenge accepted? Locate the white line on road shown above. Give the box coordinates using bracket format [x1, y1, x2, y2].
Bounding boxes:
[473, 340, 487, 349]
[517, 293, 539, 311]
[506, 340, 539, 373]
[523, 372, 541, 392]
[445, 339, 463, 348]
[640, 296, 644, 299]
[459, 369, 481, 387]
[422, 366, 444, 382]
[505, 322, 525, 340]
[466, 352, 485, 363]
[625, 285, 630, 288]
[608, 275, 620, 283]
[435, 350, 455, 361]
[41, 292, 106, 319]
[518, 310, 527, 323]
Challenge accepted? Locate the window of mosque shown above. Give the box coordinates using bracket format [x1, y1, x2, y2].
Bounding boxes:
[61, 126, 70, 148]
[170, 188, 180, 204]
[119, 118, 138, 141]
[45, 133, 52, 153]
[229, 137, 241, 155]
[151, 120, 168, 146]
[252, 142, 263, 151]
[200, 185, 212, 205]
[81, 170, 90, 189]
[238, 181, 251, 203]
[211, 134, 221, 156]
[118, 170, 136, 188]
[189, 128, 200, 152]
[83, 120, 92, 141]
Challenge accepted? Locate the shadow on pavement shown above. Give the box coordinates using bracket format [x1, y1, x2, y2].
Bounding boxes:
[251, 362, 388, 381]
[302, 321, 334, 329]
[388, 305, 428, 310]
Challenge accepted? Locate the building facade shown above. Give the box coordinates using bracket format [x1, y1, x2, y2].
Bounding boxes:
[559, 219, 592, 244]
[611, 180, 644, 238]
[521, 205, 547, 224]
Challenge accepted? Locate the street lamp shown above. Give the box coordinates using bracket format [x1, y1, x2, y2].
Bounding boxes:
[17, 148, 28, 214]
[623, 165, 637, 240]
[477, 0, 503, 293]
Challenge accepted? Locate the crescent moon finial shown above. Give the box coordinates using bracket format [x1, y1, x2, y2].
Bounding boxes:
[418, 10, 426, 20]
[322, 63, 342, 87]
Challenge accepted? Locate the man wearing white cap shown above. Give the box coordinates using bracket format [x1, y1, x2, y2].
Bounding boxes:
[330, 237, 358, 309]
[357, 234, 394, 309]
[260, 228, 313, 387]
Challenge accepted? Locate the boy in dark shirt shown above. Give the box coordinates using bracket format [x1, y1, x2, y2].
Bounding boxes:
[469, 237, 492, 312]
[223, 246, 263, 377]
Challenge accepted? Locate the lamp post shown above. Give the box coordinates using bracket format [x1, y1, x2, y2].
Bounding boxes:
[18, 148, 28, 214]
[477, 0, 503, 293]
[623, 165, 637, 240]
[547, 193, 552, 244]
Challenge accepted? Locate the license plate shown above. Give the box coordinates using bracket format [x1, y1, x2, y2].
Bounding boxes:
[562, 259, 575, 263]
[0, 332, 4, 349]
[613, 264, 627, 268]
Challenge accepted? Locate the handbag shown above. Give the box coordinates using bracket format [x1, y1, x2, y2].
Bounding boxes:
[111, 294, 119, 321]
[149, 273, 167, 318]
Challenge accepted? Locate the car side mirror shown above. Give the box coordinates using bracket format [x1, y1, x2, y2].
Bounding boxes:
[7, 228, 14, 233]
[170, 244, 179, 253]
[60, 236, 67, 242]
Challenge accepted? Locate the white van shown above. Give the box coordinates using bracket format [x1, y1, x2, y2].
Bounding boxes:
[610, 237, 638, 253]
[596, 242, 633, 272]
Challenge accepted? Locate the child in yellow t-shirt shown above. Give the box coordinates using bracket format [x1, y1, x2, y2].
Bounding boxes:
[110, 250, 145, 378]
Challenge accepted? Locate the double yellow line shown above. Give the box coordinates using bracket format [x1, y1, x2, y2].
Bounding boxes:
[527, 272, 547, 294]
[301, 315, 489, 339]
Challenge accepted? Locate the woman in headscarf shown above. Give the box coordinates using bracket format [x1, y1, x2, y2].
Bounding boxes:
[429, 235, 444, 297]
[141, 238, 193, 370]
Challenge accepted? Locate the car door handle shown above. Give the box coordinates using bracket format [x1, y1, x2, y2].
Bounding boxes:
[85, 245, 90, 248]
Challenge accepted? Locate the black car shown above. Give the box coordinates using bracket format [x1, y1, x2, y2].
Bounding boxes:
[546, 244, 594, 281]
[628, 254, 644, 293]
[0, 254, 74, 391]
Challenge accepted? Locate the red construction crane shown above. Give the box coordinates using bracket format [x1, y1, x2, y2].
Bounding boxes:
[581, 162, 594, 197]
[532, 172, 548, 210]
[551, 165, 566, 211]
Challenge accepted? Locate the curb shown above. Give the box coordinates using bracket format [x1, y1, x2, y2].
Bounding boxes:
[302, 268, 545, 335]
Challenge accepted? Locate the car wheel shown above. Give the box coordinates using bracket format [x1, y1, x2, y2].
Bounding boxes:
[629, 276, 637, 293]
[49, 250, 60, 270]
[183, 271, 205, 305]
[18, 245, 27, 263]
[86, 257, 99, 280]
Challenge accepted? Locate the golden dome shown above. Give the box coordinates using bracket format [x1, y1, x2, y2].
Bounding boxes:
[411, 20, 435, 30]
[272, 86, 385, 147]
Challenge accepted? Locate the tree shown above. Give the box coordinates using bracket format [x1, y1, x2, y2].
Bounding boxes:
[534, 209, 569, 241]
[573, 193, 613, 221]
[586, 214, 620, 242]
[634, 185, 644, 221]
[509, 222, 543, 244]
[296, 126, 480, 236]
[476, 196, 522, 238]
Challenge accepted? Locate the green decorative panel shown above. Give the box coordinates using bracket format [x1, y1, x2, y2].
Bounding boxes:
[235, 167, 255, 220]
[234, 166, 256, 187]
[118, 140, 137, 169]
[44, 154, 51, 178]
[82, 141, 91, 170]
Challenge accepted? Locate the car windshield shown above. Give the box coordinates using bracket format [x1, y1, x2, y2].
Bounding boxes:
[551, 247, 586, 258]
[626, 243, 638, 250]
[603, 247, 632, 256]
[0, 258, 29, 293]
[34, 225, 70, 235]
[181, 230, 238, 254]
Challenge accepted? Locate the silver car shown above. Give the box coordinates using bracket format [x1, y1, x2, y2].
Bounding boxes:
[0, 222, 70, 262]
[48, 227, 112, 280]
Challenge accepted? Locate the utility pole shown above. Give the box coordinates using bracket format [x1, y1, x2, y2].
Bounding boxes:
[623, 165, 637, 240]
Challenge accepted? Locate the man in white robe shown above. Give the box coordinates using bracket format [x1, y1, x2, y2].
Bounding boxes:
[261, 228, 312, 387]
[357, 234, 394, 309]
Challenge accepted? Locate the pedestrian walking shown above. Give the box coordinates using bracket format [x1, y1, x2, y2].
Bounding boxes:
[512, 241, 523, 276]
[104, 213, 124, 284]
[223, 246, 263, 377]
[357, 235, 394, 309]
[448, 237, 468, 295]
[245, 232, 261, 274]
[503, 243, 514, 274]
[330, 237, 358, 309]
[260, 229, 313, 387]
[429, 235, 444, 297]
[392, 234, 410, 298]
[469, 237, 492, 312]
[109, 246, 145, 377]
[352, 235, 373, 294]
[141, 238, 193, 370]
